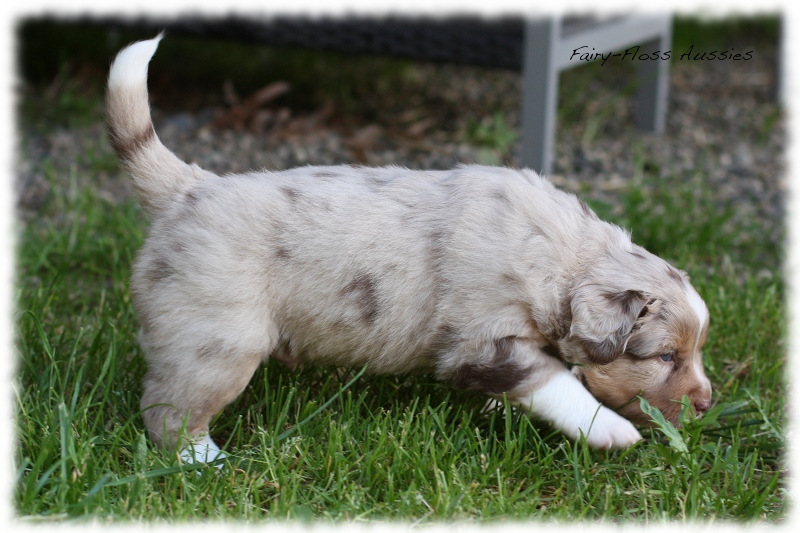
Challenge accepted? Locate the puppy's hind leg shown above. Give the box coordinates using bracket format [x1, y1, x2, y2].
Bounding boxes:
[140, 332, 266, 464]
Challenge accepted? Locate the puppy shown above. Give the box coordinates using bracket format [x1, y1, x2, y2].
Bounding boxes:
[106, 35, 712, 461]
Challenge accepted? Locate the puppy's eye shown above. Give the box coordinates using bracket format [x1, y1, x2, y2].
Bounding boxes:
[659, 353, 674, 362]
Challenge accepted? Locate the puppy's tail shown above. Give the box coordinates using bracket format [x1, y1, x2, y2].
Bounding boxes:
[106, 34, 209, 216]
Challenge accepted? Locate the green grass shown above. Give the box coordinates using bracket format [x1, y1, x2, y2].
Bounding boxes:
[465, 112, 519, 166]
[14, 148, 786, 523]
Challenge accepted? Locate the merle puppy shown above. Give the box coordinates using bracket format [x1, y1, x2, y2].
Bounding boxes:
[106, 35, 712, 462]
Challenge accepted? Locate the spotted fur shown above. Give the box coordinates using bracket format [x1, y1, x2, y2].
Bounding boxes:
[108, 36, 712, 458]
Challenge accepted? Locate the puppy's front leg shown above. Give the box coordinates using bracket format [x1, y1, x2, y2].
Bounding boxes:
[505, 348, 642, 450]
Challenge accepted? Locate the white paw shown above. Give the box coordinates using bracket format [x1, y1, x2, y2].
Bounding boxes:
[179, 434, 226, 468]
[581, 406, 643, 450]
[518, 370, 642, 450]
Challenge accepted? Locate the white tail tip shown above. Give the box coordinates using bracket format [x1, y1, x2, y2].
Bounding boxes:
[108, 33, 164, 89]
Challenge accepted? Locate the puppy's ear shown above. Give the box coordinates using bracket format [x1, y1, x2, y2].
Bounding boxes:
[569, 287, 650, 364]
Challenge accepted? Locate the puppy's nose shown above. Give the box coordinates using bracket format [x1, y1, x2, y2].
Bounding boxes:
[694, 398, 711, 414]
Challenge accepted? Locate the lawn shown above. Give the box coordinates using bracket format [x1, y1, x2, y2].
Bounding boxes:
[13, 16, 787, 524]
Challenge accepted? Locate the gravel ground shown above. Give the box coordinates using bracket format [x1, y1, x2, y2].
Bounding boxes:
[16, 36, 785, 256]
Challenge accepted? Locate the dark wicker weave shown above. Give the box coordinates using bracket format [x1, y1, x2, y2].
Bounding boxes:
[77, 15, 533, 69]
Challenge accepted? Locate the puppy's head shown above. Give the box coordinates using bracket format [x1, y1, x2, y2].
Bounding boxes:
[563, 246, 712, 426]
